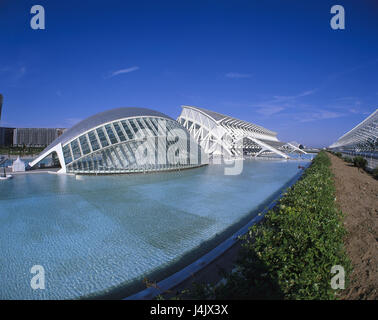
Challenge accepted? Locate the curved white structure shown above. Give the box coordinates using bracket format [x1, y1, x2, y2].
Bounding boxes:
[177, 105, 305, 159]
[329, 109, 378, 152]
[30, 107, 207, 174]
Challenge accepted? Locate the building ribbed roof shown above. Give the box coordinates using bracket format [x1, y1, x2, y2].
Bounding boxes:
[184, 105, 277, 136]
[329, 108, 378, 148]
[42, 107, 173, 154]
[337, 109, 378, 141]
[190, 106, 229, 122]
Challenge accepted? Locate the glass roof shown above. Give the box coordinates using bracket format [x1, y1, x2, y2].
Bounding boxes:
[41, 107, 173, 155]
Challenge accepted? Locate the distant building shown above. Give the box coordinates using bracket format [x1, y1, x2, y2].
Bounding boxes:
[0, 94, 65, 147]
[13, 128, 65, 147]
[0, 127, 65, 147]
[0, 94, 3, 121]
[0, 127, 15, 146]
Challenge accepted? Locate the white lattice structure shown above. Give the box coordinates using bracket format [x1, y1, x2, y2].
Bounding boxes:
[30, 107, 207, 174]
[177, 105, 306, 159]
[329, 109, 378, 152]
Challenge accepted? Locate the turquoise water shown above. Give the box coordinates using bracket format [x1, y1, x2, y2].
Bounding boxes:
[0, 159, 309, 299]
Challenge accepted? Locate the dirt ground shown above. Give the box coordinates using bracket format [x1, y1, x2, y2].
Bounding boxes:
[328, 153, 378, 300]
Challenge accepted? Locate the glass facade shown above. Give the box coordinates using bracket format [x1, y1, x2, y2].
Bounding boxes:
[329, 109, 378, 152]
[63, 116, 207, 174]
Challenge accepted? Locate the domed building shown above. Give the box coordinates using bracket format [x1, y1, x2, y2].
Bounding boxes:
[29, 107, 208, 174]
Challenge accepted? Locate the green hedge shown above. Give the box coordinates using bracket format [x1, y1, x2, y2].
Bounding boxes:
[372, 167, 378, 180]
[193, 151, 350, 300]
[352, 156, 367, 170]
[343, 156, 353, 164]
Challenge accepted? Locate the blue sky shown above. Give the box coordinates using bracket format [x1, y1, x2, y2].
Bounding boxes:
[0, 0, 377, 147]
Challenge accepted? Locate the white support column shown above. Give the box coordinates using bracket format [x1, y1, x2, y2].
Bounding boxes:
[244, 136, 289, 159]
[55, 144, 67, 173]
[29, 143, 67, 174]
[286, 143, 307, 154]
[254, 148, 267, 158]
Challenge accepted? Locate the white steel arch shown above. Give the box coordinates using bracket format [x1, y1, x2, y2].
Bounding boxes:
[177, 106, 306, 159]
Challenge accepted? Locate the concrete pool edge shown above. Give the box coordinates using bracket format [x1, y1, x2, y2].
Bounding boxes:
[124, 164, 310, 300]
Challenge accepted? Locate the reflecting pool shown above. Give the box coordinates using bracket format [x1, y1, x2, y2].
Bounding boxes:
[0, 159, 310, 299]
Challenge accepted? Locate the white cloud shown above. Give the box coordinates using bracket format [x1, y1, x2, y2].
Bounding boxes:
[13, 66, 26, 81]
[271, 89, 317, 102]
[0, 65, 26, 83]
[252, 89, 318, 118]
[108, 66, 139, 78]
[225, 72, 252, 79]
[298, 110, 345, 123]
[256, 106, 285, 116]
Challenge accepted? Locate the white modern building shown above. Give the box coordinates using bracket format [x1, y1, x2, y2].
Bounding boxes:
[329, 109, 378, 152]
[177, 105, 305, 159]
[29, 107, 207, 174]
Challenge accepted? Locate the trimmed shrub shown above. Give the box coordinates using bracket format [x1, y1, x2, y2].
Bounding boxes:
[372, 167, 378, 180]
[193, 151, 350, 300]
[343, 157, 353, 164]
[353, 156, 367, 169]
